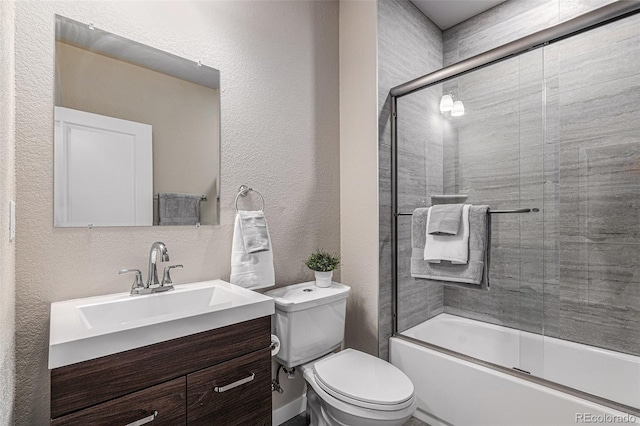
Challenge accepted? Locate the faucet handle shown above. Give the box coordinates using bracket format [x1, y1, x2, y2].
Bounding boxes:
[162, 265, 183, 286]
[119, 269, 144, 290]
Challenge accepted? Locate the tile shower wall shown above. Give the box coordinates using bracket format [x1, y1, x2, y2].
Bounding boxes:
[442, 0, 617, 67]
[379, 0, 627, 361]
[378, 0, 444, 359]
[542, 12, 640, 355]
[441, 0, 640, 357]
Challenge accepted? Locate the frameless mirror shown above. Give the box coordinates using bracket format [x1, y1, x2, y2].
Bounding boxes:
[54, 15, 220, 227]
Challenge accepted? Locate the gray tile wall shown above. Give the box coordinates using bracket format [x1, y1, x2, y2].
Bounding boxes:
[377, 0, 443, 360]
[543, 12, 640, 355]
[442, 0, 616, 67]
[380, 0, 639, 364]
[441, 1, 640, 357]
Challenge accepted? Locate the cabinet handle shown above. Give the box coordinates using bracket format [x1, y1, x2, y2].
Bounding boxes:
[213, 373, 255, 393]
[125, 411, 158, 426]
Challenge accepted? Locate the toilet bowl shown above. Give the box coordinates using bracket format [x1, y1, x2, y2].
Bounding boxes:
[265, 282, 417, 426]
[300, 349, 417, 426]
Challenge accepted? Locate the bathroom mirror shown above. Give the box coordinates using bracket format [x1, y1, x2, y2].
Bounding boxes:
[54, 15, 220, 227]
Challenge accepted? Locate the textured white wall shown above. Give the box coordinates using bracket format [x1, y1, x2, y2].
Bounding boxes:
[339, 0, 379, 356]
[14, 1, 339, 424]
[0, 1, 16, 425]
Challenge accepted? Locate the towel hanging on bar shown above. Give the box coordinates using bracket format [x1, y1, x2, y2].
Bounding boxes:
[411, 205, 491, 290]
[230, 185, 274, 290]
[157, 193, 202, 226]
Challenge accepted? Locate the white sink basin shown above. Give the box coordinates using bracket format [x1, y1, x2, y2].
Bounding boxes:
[49, 280, 274, 369]
[76, 285, 237, 330]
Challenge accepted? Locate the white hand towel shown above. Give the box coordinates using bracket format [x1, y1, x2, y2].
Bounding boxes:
[230, 211, 275, 290]
[424, 204, 470, 264]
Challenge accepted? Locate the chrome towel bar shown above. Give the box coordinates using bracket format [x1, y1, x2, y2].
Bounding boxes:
[153, 194, 207, 201]
[396, 207, 539, 216]
[488, 208, 539, 214]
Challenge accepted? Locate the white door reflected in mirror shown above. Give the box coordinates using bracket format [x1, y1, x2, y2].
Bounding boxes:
[54, 15, 221, 227]
[54, 106, 153, 227]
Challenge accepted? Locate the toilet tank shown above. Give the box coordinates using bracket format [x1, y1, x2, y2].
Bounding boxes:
[265, 282, 350, 368]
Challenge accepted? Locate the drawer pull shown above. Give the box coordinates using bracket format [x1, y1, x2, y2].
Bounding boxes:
[213, 373, 255, 393]
[125, 411, 157, 426]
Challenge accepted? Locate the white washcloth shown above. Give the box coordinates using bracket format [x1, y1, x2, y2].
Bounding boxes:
[230, 211, 275, 290]
[238, 210, 271, 253]
[424, 204, 470, 264]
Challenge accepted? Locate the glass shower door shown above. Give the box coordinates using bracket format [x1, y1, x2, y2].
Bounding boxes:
[396, 47, 547, 377]
[442, 48, 546, 375]
[394, 5, 640, 414]
[541, 11, 640, 410]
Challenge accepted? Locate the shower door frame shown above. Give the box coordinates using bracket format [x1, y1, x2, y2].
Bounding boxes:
[388, 0, 640, 416]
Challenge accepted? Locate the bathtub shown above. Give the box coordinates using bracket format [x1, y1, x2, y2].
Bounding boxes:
[390, 313, 640, 426]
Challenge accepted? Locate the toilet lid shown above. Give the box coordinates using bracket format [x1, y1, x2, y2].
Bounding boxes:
[313, 349, 414, 407]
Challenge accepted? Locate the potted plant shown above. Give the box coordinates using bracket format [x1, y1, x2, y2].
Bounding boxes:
[305, 250, 340, 288]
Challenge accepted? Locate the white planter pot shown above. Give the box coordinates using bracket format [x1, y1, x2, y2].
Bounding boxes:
[314, 271, 333, 288]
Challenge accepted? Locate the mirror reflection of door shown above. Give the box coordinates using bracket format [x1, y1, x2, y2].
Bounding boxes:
[54, 15, 221, 227]
[54, 106, 153, 227]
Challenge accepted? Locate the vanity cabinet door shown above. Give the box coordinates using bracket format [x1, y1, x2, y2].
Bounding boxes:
[51, 377, 186, 426]
[187, 348, 271, 426]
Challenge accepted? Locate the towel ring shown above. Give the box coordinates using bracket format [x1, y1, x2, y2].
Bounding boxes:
[235, 185, 265, 212]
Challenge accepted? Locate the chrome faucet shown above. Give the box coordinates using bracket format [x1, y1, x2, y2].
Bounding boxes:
[148, 241, 170, 287]
[120, 242, 182, 295]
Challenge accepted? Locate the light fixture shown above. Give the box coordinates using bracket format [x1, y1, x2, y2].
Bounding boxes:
[451, 100, 465, 117]
[439, 94, 454, 113]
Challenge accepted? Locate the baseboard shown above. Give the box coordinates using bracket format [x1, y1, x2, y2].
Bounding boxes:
[413, 408, 454, 426]
[272, 395, 307, 426]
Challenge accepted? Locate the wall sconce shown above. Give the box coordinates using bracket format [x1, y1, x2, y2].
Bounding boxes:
[439, 94, 454, 112]
[451, 100, 465, 117]
[440, 94, 464, 116]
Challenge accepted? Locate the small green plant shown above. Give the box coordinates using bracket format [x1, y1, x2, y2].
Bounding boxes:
[305, 250, 341, 272]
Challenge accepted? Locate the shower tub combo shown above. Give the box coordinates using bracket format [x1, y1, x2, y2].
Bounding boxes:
[387, 1, 640, 425]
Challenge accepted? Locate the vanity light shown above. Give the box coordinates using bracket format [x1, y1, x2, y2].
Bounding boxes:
[439, 94, 454, 113]
[451, 100, 465, 117]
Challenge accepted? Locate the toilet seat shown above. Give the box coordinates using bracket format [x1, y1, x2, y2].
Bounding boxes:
[303, 364, 417, 426]
[312, 349, 415, 411]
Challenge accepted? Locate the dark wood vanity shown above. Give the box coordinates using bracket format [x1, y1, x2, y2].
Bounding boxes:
[50, 316, 272, 425]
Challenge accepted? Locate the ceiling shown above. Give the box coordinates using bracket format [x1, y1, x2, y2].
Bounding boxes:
[410, 0, 508, 30]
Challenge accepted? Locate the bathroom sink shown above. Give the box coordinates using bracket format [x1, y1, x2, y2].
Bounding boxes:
[76, 285, 236, 329]
[49, 280, 274, 369]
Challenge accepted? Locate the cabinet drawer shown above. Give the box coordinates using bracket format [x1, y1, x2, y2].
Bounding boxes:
[51, 377, 185, 426]
[187, 348, 271, 426]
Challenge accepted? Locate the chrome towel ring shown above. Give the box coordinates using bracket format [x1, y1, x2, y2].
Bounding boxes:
[235, 185, 265, 212]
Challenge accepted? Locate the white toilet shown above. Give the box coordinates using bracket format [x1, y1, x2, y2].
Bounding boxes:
[265, 282, 417, 426]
